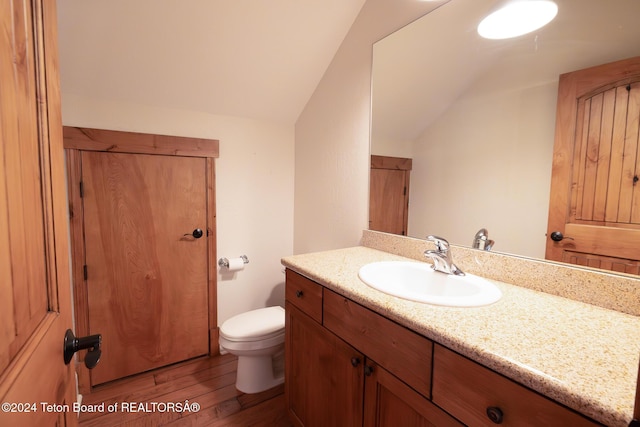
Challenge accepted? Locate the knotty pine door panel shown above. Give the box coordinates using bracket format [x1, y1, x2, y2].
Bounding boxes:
[0, 1, 77, 425]
[546, 56, 640, 273]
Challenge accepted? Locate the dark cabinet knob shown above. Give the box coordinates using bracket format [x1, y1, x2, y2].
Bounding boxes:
[364, 365, 374, 376]
[486, 406, 504, 424]
[295, 290, 304, 298]
[350, 357, 361, 367]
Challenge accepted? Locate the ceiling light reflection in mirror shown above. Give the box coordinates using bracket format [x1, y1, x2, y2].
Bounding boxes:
[478, 0, 558, 39]
[370, 0, 640, 260]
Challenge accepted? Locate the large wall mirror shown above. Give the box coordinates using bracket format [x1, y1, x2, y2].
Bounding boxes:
[371, 0, 640, 267]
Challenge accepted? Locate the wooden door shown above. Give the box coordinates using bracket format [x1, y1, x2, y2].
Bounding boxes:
[81, 151, 210, 385]
[0, 0, 77, 425]
[363, 361, 462, 427]
[285, 303, 364, 427]
[369, 155, 412, 235]
[546, 56, 640, 274]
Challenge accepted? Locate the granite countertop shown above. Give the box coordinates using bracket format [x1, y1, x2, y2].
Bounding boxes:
[281, 246, 640, 427]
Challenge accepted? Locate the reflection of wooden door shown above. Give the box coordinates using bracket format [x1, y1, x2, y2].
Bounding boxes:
[369, 156, 412, 235]
[82, 151, 210, 385]
[0, 1, 77, 425]
[546, 56, 640, 274]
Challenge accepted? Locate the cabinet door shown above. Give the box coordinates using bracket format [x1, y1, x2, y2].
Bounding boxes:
[363, 361, 462, 427]
[285, 302, 364, 427]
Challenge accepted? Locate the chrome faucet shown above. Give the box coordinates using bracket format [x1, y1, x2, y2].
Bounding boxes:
[472, 228, 494, 251]
[424, 235, 465, 276]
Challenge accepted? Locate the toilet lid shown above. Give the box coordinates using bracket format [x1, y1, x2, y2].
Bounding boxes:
[220, 306, 285, 341]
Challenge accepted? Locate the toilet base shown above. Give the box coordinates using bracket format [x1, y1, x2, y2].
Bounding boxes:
[235, 349, 284, 394]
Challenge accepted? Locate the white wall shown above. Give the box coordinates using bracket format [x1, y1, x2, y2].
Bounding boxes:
[293, 0, 443, 254]
[409, 81, 557, 258]
[371, 137, 414, 159]
[61, 94, 294, 325]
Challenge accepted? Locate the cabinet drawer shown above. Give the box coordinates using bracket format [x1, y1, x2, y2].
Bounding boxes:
[323, 289, 432, 398]
[432, 345, 601, 426]
[285, 269, 323, 323]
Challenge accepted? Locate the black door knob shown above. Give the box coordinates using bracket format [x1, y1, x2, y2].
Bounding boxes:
[550, 231, 574, 242]
[550, 231, 564, 241]
[63, 329, 102, 369]
[184, 228, 204, 239]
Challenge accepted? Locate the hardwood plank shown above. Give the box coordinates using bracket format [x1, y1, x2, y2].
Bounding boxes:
[167, 389, 290, 427]
[82, 358, 238, 411]
[79, 355, 290, 427]
[83, 354, 236, 405]
[154, 353, 237, 385]
[207, 394, 291, 427]
[80, 373, 238, 427]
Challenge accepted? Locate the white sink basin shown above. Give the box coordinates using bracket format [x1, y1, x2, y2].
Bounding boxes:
[358, 261, 502, 307]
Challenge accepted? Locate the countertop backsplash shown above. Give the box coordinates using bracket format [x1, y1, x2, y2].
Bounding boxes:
[362, 230, 640, 317]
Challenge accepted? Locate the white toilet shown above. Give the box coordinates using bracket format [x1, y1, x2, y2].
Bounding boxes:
[219, 306, 285, 394]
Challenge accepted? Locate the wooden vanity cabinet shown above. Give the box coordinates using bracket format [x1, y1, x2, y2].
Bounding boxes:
[432, 345, 601, 426]
[285, 269, 603, 427]
[285, 270, 459, 427]
[285, 302, 364, 427]
[323, 288, 432, 398]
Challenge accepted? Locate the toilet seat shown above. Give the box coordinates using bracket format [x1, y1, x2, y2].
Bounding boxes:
[220, 306, 284, 343]
[218, 306, 286, 393]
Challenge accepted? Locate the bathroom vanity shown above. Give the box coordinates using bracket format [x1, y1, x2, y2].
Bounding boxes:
[282, 235, 640, 426]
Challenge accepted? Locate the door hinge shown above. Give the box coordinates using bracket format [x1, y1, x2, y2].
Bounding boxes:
[403, 186, 407, 196]
[79, 181, 84, 198]
[83, 265, 88, 280]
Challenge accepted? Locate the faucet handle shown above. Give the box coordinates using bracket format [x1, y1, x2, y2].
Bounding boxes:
[426, 235, 450, 252]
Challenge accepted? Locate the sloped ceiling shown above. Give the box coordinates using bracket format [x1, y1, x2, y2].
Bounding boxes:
[372, 0, 640, 143]
[56, 0, 366, 125]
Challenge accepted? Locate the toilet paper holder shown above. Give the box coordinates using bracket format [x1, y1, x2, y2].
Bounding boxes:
[218, 255, 249, 268]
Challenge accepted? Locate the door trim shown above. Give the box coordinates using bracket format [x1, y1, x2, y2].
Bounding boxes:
[64, 127, 219, 393]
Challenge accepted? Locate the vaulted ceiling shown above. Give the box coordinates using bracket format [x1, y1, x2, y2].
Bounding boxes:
[56, 0, 366, 125]
[372, 0, 640, 143]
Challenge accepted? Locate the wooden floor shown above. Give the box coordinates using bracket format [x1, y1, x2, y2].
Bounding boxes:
[78, 353, 292, 427]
